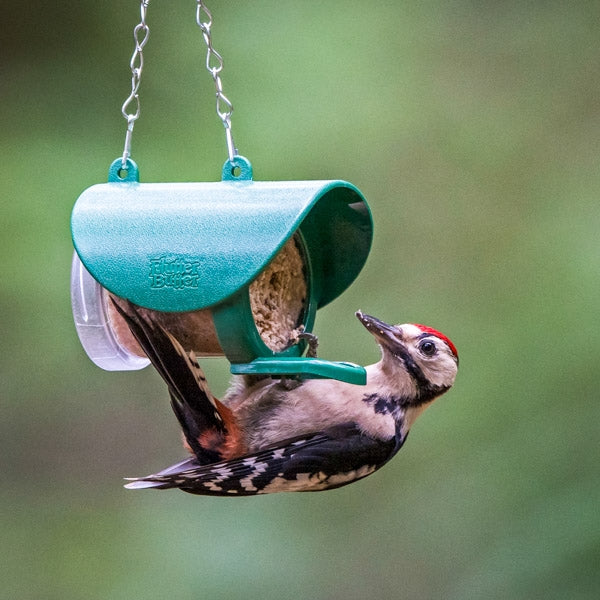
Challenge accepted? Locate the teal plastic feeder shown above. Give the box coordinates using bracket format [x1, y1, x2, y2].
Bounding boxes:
[71, 156, 373, 384]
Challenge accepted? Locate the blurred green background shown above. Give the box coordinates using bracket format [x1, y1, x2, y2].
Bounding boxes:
[2, 1, 599, 598]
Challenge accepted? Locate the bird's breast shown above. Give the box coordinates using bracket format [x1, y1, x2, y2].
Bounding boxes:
[233, 377, 398, 452]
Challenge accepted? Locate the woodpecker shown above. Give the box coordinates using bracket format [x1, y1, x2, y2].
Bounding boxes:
[112, 299, 458, 495]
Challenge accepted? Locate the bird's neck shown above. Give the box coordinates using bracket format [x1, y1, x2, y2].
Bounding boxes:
[364, 361, 419, 405]
[364, 362, 433, 439]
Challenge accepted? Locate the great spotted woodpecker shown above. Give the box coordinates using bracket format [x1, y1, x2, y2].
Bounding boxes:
[113, 300, 458, 495]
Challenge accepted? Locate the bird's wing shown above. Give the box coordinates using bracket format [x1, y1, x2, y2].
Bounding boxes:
[111, 298, 244, 463]
[124, 423, 402, 495]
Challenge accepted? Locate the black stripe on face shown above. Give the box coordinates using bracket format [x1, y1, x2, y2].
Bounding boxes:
[390, 346, 449, 405]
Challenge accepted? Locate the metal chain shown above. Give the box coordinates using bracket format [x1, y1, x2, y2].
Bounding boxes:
[195, 1, 238, 161]
[119, 0, 238, 167]
[121, 0, 151, 169]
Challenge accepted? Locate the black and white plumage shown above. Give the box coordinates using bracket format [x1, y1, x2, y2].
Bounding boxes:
[113, 300, 458, 495]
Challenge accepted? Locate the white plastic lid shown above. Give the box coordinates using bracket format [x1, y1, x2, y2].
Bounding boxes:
[71, 252, 150, 371]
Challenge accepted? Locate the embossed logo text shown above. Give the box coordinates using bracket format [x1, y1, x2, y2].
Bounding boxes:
[149, 256, 200, 290]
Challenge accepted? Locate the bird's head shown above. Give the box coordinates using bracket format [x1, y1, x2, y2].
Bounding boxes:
[356, 311, 458, 403]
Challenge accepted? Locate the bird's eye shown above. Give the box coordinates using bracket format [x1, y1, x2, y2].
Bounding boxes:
[419, 340, 437, 357]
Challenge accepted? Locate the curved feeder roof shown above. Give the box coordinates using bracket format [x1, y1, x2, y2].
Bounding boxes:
[71, 158, 373, 314]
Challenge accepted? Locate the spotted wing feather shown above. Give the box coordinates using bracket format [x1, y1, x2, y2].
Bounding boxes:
[125, 423, 403, 495]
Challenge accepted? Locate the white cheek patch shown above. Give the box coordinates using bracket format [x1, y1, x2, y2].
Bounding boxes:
[419, 356, 457, 388]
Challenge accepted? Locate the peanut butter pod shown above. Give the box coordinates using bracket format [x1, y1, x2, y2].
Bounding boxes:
[107, 235, 308, 358]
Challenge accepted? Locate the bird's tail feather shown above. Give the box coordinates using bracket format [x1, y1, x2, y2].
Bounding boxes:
[110, 297, 239, 463]
[124, 457, 200, 489]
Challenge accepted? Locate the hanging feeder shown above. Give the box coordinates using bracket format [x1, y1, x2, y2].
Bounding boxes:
[70, 1, 373, 385]
[71, 156, 372, 383]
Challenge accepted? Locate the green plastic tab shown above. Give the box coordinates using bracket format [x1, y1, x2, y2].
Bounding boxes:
[230, 357, 367, 385]
[108, 158, 140, 183]
[221, 156, 253, 181]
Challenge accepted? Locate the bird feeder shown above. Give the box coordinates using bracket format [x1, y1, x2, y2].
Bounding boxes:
[71, 156, 373, 384]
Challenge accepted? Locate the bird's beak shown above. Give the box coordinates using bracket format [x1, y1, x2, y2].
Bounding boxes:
[355, 311, 403, 349]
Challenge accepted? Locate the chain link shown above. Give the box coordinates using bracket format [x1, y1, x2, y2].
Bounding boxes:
[195, 1, 238, 161]
[121, 0, 151, 168]
[119, 0, 239, 167]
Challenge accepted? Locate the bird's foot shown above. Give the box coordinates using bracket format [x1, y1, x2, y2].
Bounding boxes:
[290, 327, 319, 358]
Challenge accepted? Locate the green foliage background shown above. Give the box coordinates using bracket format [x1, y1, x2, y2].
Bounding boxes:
[2, 1, 599, 598]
